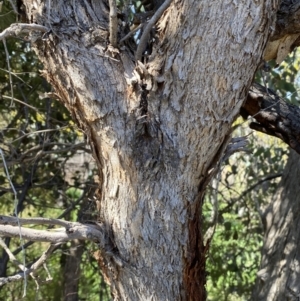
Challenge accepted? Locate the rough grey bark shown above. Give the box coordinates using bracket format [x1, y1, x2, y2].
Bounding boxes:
[252, 150, 300, 301]
[19, 0, 279, 300]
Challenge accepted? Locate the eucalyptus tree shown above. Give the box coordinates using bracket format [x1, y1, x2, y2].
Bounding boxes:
[1, 0, 300, 300]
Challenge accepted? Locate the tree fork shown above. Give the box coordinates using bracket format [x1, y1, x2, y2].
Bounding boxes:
[6, 0, 283, 299]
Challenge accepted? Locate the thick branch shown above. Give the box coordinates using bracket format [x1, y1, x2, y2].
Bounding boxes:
[0, 216, 127, 265]
[241, 82, 300, 154]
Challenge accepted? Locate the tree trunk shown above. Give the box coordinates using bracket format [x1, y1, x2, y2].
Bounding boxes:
[21, 0, 279, 299]
[252, 150, 300, 301]
[63, 240, 84, 301]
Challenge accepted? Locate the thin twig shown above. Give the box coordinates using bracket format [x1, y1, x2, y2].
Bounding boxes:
[2, 95, 41, 112]
[0, 237, 41, 294]
[108, 0, 118, 47]
[0, 244, 58, 287]
[43, 263, 52, 281]
[120, 24, 143, 43]
[0, 238, 26, 272]
[0, 10, 15, 17]
[8, 0, 18, 14]
[11, 126, 69, 143]
[220, 173, 282, 214]
[2, 95, 76, 125]
[204, 165, 222, 245]
[3, 39, 14, 106]
[0, 67, 32, 87]
[135, 0, 173, 61]
[239, 173, 282, 200]
[0, 143, 90, 169]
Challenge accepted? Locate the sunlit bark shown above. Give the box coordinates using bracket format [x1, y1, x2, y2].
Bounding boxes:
[18, 0, 279, 299]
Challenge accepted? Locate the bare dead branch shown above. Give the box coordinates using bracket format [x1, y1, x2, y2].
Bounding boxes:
[43, 263, 52, 282]
[204, 135, 251, 245]
[220, 173, 282, 216]
[9, 186, 92, 256]
[0, 23, 48, 41]
[108, 0, 118, 47]
[0, 218, 107, 245]
[135, 0, 173, 61]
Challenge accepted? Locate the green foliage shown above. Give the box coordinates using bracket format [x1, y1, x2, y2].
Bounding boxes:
[204, 129, 287, 300]
[79, 247, 111, 301]
[256, 49, 300, 105]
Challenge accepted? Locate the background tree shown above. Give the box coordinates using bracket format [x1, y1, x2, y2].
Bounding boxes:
[251, 149, 300, 301]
